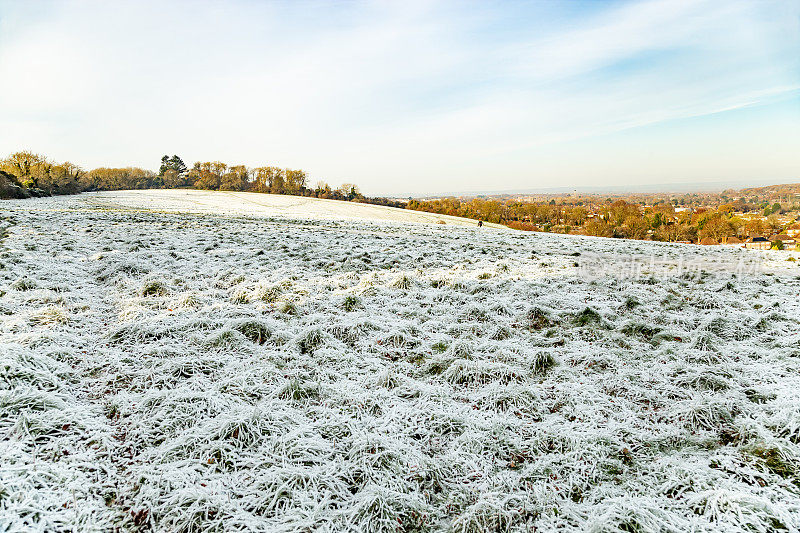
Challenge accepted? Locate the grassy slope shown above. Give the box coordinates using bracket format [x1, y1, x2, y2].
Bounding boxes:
[83, 189, 506, 228]
[1, 192, 800, 532]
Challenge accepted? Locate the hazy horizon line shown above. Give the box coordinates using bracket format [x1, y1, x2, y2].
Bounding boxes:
[389, 176, 800, 199]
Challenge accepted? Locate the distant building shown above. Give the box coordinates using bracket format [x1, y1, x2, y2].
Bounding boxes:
[773, 234, 796, 247]
[744, 236, 771, 250]
[722, 236, 742, 246]
[699, 237, 719, 245]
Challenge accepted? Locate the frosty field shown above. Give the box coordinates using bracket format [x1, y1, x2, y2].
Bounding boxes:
[2, 190, 800, 532]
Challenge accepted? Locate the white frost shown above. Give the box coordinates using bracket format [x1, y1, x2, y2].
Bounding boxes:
[1, 191, 799, 532]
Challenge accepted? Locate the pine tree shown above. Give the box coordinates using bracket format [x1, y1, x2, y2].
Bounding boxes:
[159, 155, 187, 176]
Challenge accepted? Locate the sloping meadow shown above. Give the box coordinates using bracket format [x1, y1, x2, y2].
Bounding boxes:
[1, 195, 800, 531]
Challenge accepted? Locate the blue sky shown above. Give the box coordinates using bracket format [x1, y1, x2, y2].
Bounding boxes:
[0, 0, 798, 195]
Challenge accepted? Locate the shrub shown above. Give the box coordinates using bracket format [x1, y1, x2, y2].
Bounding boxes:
[0, 170, 30, 199]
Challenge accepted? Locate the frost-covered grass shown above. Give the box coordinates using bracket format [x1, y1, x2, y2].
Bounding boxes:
[1, 191, 800, 532]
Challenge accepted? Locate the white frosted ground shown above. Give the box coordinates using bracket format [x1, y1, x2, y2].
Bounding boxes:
[1, 191, 800, 532]
[82, 189, 503, 228]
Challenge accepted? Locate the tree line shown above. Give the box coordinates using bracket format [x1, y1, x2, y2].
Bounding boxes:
[406, 197, 798, 244]
[3, 149, 796, 245]
[0, 151, 403, 207]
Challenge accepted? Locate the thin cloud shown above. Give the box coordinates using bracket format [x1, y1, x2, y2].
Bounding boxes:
[0, 0, 797, 194]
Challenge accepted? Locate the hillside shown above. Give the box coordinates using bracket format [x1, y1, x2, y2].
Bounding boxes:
[84, 189, 505, 228]
[732, 182, 800, 198]
[2, 191, 800, 532]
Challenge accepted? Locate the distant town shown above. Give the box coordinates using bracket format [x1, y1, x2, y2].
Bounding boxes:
[407, 182, 800, 249]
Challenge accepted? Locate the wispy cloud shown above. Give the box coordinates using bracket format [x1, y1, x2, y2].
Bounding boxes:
[0, 0, 797, 194]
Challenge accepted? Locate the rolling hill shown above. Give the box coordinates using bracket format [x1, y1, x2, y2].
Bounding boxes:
[1, 190, 799, 532]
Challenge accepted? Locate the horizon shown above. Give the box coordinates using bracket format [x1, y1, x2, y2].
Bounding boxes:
[1, 0, 799, 196]
[395, 177, 800, 199]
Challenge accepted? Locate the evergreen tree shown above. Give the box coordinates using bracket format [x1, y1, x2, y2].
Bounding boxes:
[159, 155, 188, 176]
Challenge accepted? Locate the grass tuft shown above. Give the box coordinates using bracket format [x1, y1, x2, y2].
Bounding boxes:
[342, 295, 362, 312]
[11, 277, 37, 291]
[527, 307, 552, 330]
[232, 320, 271, 345]
[573, 307, 606, 327]
[743, 443, 797, 481]
[620, 322, 661, 342]
[531, 351, 557, 374]
[141, 279, 168, 297]
[29, 306, 69, 325]
[391, 274, 413, 290]
[297, 328, 324, 353]
[278, 379, 320, 402]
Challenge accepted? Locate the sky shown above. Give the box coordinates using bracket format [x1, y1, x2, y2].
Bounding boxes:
[0, 0, 798, 196]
